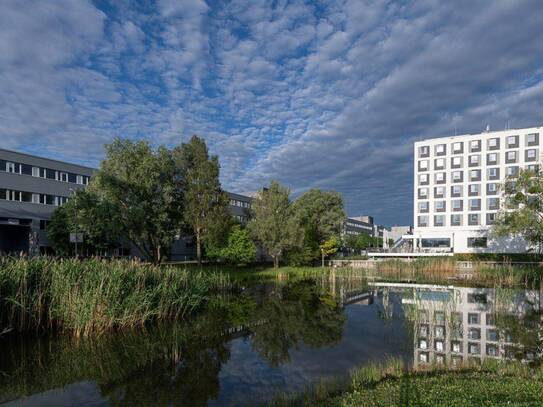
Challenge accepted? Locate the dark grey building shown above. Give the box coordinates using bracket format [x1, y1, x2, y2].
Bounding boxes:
[0, 149, 93, 255]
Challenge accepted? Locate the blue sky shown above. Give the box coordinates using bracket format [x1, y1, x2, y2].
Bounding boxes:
[1, 0, 543, 226]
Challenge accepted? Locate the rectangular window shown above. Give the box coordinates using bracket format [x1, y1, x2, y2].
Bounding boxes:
[451, 214, 462, 226]
[487, 183, 498, 195]
[470, 140, 481, 152]
[451, 185, 462, 197]
[487, 329, 499, 342]
[488, 138, 500, 150]
[487, 153, 499, 165]
[59, 172, 68, 182]
[507, 135, 519, 148]
[418, 188, 429, 199]
[527, 164, 539, 173]
[434, 158, 445, 170]
[468, 213, 479, 225]
[468, 313, 480, 324]
[451, 156, 462, 168]
[418, 174, 429, 185]
[525, 148, 538, 162]
[418, 160, 429, 171]
[418, 201, 429, 213]
[452, 170, 463, 183]
[468, 154, 480, 167]
[506, 166, 519, 177]
[434, 215, 445, 227]
[469, 198, 481, 210]
[435, 200, 446, 212]
[487, 197, 499, 210]
[468, 343, 480, 355]
[506, 151, 517, 163]
[418, 146, 429, 157]
[434, 172, 446, 184]
[418, 215, 429, 227]
[468, 328, 481, 340]
[32, 167, 41, 177]
[452, 142, 463, 154]
[468, 237, 487, 248]
[486, 213, 497, 225]
[6, 162, 16, 173]
[469, 169, 481, 181]
[435, 144, 446, 156]
[468, 184, 480, 196]
[32, 193, 40, 204]
[526, 133, 539, 146]
[452, 199, 463, 211]
[434, 186, 445, 198]
[76, 175, 84, 185]
[487, 167, 500, 180]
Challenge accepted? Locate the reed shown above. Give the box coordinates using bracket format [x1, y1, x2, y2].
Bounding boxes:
[0, 257, 233, 337]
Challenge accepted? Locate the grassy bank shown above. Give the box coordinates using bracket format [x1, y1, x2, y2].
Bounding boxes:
[0, 257, 232, 337]
[270, 358, 543, 407]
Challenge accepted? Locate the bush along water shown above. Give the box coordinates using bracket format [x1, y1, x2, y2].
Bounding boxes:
[0, 257, 232, 337]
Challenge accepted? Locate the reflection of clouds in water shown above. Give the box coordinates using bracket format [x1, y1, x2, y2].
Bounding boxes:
[3, 381, 105, 407]
[211, 299, 411, 406]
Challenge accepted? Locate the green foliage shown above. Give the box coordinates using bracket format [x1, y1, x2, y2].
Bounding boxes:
[0, 257, 232, 337]
[173, 135, 231, 263]
[319, 236, 339, 266]
[208, 225, 257, 264]
[248, 181, 303, 267]
[493, 168, 543, 251]
[90, 138, 184, 263]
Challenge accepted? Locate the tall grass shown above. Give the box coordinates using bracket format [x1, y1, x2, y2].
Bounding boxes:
[0, 257, 233, 337]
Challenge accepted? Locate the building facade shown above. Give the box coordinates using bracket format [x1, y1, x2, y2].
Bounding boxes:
[413, 126, 542, 253]
[0, 149, 94, 255]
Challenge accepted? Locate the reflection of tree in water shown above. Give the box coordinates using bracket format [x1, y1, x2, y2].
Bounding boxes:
[250, 279, 346, 367]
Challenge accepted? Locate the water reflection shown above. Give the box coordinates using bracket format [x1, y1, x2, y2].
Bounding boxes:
[1, 275, 541, 406]
[370, 282, 542, 368]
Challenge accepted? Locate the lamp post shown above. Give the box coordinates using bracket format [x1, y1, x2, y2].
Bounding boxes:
[68, 188, 78, 257]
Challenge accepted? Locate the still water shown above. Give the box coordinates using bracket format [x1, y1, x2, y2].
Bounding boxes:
[1, 274, 541, 406]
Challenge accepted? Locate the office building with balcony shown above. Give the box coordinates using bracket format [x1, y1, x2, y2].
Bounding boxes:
[413, 126, 542, 253]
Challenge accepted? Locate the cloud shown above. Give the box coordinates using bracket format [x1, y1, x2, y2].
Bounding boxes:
[1, 0, 542, 225]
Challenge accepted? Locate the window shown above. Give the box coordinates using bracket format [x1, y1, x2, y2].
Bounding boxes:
[418, 160, 429, 171]
[452, 142, 463, 154]
[419, 352, 429, 363]
[487, 167, 500, 180]
[469, 198, 481, 210]
[418, 215, 428, 227]
[451, 214, 462, 226]
[470, 140, 481, 152]
[487, 329, 499, 342]
[486, 344, 499, 357]
[468, 343, 480, 355]
[468, 293, 487, 304]
[421, 238, 450, 247]
[506, 151, 517, 163]
[506, 166, 519, 177]
[32, 167, 40, 177]
[418, 188, 429, 199]
[419, 174, 429, 185]
[434, 186, 445, 198]
[419, 324, 429, 336]
[434, 158, 445, 170]
[468, 154, 480, 167]
[452, 170, 463, 183]
[32, 193, 40, 204]
[434, 215, 445, 227]
[526, 133, 539, 146]
[468, 184, 480, 196]
[419, 338, 428, 350]
[60, 172, 68, 182]
[6, 162, 17, 173]
[468, 328, 481, 340]
[469, 169, 481, 181]
[488, 137, 500, 150]
[418, 201, 429, 213]
[486, 213, 497, 225]
[435, 144, 446, 156]
[451, 341, 462, 353]
[486, 313, 495, 325]
[468, 213, 479, 225]
[452, 199, 463, 211]
[487, 152, 498, 165]
[435, 200, 446, 212]
[527, 164, 539, 172]
[39, 220, 48, 230]
[451, 156, 462, 168]
[435, 172, 446, 184]
[487, 197, 499, 210]
[507, 135, 519, 148]
[525, 148, 538, 162]
[435, 325, 445, 338]
[487, 183, 498, 195]
[451, 185, 462, 197]
[435, 339, 444, 352]
[468, 237, 488, 247]
[76, 175, 84, 185]
[468, 313, 480, 324]
[418, 146, 429, 157]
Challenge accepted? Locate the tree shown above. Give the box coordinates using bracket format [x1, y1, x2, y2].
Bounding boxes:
[292, 189, 345, 265]
[173, 136, 230, 264]
[90, 138, 184, 263]
[215, 225, 257, 264]
[248, 181, 303, 268]
[492, 169, 543, 252]
[319, 236, 339, 267]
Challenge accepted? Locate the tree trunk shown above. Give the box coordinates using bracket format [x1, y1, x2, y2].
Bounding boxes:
[321, 250, 325, 268]
[196, 229, 202, 265]
[273, 255, 279, 268]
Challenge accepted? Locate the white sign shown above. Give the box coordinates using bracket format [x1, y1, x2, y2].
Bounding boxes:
[69, 233, 84, 243]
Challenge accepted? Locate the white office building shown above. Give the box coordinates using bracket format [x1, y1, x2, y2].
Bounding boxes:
[413, 126, 542, 253]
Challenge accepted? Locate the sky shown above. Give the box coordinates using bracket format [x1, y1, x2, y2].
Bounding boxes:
[1, 0, 543, 226]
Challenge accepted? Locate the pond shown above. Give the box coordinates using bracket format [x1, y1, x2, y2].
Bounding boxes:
[1, 273, 541, 406]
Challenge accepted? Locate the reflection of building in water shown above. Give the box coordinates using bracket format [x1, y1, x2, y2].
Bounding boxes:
[373, 283, 540, 368]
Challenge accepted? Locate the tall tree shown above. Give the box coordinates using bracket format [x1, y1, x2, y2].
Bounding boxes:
[90, 138, 184, 263]
[293, 189, 346, 266]
[173, 135, 230, 264]
[248, 181, 303, 268]
[493, 168, 543, 252]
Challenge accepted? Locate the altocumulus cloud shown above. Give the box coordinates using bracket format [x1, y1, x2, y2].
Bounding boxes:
[1, 0, 543, 225]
